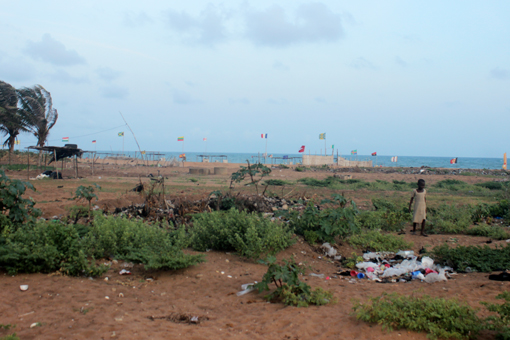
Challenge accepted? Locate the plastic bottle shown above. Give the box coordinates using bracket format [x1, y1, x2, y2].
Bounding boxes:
[236, 282, 256, 296]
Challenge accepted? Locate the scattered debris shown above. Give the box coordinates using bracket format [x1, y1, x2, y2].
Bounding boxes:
[148, 313, 208, 324]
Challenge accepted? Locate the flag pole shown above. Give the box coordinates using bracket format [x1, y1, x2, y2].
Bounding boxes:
[265, 135, 268, 164]
[324, 138, 326, 156]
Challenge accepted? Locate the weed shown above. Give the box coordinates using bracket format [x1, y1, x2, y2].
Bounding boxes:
[74, 184, 100, 211]
[189, 178, 198, 183]
[428, 204, 473, 234]
[481, 291, 510, 340]
[190, 209, 294, 259]
[295, 166, 305, 172]
[0, 170, 41, 227]
[467, 224, 510, 240]
[254, 256, 335, 307]
[476, 181, 507, 191]
[347, 230, 413, 252]
[353, 293, 484, 339]
[290, 194, 359, 243]
[431, 243, 510, 272]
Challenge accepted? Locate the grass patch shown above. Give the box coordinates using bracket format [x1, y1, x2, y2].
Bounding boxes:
[431, 243, 510, 272]
[347, 230, 413, 252]
[353, 293, 484, 339]
[189, 209, 295, 259]
[466, 224, 510, 240]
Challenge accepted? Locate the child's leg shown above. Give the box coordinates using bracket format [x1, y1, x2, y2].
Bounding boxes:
[420, 220, 427, 236]
[411, 223, 417, 234]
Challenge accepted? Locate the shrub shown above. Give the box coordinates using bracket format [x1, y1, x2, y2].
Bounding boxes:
[476, 181, 505, 190]
[83, 214, 203, 270]
[263, 179, 291, 186]
[431, 243, 510, 272]
[189, 209, 294, 259]
[467, 224, 510, 240]
[347, 230, 413, 252]
[353, 293, 484, 339]
[428, 204, 473, 234]
[0, 220, 106, 276]
[73, 184, 100, 211]
[295, 166, 305, 172]
[254, 256, 335, 307]
[290, 194, 359, 243]
[482, 291, 510, 340]
[0, 169, 41, 226]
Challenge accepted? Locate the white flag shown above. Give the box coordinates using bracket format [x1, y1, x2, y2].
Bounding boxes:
[391, 156, 398, 162]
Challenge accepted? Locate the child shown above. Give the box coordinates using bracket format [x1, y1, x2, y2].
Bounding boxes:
[409, 179, 427, 236]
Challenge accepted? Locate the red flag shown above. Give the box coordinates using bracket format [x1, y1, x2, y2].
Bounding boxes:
[261, 134, 264, 138]
[450, 158, 458, 164]
[298, 145, 305, 153]
[371, 152, 377, 156]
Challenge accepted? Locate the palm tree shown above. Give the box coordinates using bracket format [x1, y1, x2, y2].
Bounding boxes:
[0, 80, 29, 164]
[17, 85, 58, 148]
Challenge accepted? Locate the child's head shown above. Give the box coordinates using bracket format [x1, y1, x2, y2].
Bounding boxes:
[417, 179, 425, 189]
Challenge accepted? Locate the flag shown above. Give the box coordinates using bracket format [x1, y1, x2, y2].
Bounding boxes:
[203, 138, 207, 141]
[319, 133, 326, 140]
[331, 145, 334, 149]
[261, 133, 267, 139]
[141, 151, 146, 155]
[450, 157, 458, 164]
[62, 137, 69, 142]
[283, 155, 289, 159]
[503, 153, 507, 170]
[179, 153, 186, 158]
[92, 140, 96, 144]
[177, 136, 184, 141]
[298, 145, 305, 153]
[371, 152, 377, 156]
[391, 156, 398, 162]
[118, 132, 124, 137]
[351, 150, 357, 155]
[14, 140, 20, 145]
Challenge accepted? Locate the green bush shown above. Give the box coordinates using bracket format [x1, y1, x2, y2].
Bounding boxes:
[264, 179, 291, 186]
[428, 204, 473, 234]
[0, 169, 41, 226]
[431, 243, 510, 272]
[290, 194, 359, 243]
[254, 256, 335, 307]
[353, 293, 484, 339]
[482, 291, 510, 340]
[347, 230, 413, 252]
[189, 209, 294, 259]
[434, 179, 468, 188]
[83, 214, 203, 270]
[0, 221, 106, 276]
[476, 181, 505, 190]
[467, 224, 510, 240]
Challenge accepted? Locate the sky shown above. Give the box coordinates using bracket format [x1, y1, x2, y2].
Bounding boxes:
[0, 1, 509, 158]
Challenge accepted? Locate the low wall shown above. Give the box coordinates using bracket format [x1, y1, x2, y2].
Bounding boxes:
[337, 157, 372, 167]
[302, 155, 334, 166]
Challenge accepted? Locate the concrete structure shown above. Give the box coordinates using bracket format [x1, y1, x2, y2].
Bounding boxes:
[214, 167, 228, 175]
[337, 157, 372, 167]
[302, 155, 335, 166]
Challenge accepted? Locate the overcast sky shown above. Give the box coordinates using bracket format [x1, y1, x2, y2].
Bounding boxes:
[1, 1, 509, 157]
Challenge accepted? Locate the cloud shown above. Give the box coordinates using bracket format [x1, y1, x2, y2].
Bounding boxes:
[172, 89, 202, 104]
[0, 54, 36, 82]
[48, 69, 88, 83]
[123, 11, 153, 27]
[490, 67, 509, 80]
[96, 67, 121, 82]
[395, 56, 407, 67]
[350, 57, 376, 70]
[163, 4, 228, 45]
[245, 3, 344, 47]
[24, 34, 86, 66]
[100, 85, 129, 99]
[273, 61, 289, 71]
[229, 97, 250, 104]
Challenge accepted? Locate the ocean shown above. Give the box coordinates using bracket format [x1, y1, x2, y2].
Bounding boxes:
[89, 151, 506, 170]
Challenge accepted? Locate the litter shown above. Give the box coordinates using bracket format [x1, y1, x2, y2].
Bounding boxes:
[236, 282, 257, 296]
[119, 269, 131, 275]
[350, 250, 455, 284]
[20, 285, 29, 291]
[309, 273, 325, 278]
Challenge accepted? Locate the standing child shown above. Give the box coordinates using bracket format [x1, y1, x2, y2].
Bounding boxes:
[409, 179, 427, 236]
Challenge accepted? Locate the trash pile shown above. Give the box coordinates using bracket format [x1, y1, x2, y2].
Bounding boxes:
[343, 250, 454, 284]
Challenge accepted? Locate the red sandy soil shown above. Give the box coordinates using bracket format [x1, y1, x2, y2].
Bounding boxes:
[1, 164, 509, 339]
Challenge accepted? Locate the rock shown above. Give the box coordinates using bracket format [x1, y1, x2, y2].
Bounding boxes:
[272, 207, 278, 212]
[20, 285, 29, 291]
[282, 204, 288, 210]
[196, 274, 203, 278]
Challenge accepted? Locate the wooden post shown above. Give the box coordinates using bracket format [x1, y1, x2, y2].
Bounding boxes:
[54, 149, 58, 179]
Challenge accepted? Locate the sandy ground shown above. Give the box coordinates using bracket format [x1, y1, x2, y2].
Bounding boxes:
[1, 162, 509, 339]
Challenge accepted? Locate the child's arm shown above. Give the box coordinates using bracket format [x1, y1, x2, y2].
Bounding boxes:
[408, 197, 414, 213]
